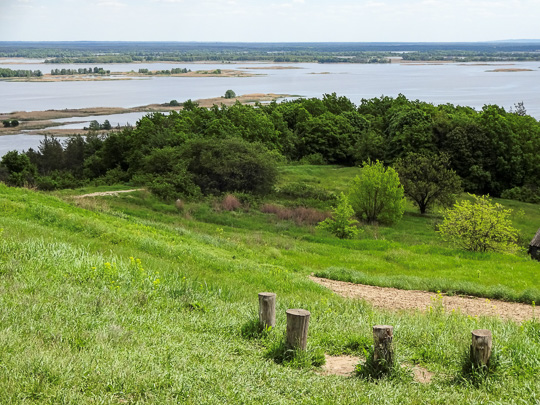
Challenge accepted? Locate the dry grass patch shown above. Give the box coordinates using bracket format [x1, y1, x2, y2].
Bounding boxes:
[261, 203, 330, 226]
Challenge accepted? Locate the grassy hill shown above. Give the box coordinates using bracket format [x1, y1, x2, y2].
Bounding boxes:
[1, 166, 540, 403]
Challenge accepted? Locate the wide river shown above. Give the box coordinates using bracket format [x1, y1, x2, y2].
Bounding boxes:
[1, 59, 539, 155]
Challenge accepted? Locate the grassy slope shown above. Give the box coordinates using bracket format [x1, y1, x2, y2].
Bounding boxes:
[1, 169, 540, 403]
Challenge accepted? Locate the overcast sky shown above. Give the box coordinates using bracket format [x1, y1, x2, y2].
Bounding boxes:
[1, 0, 539, 42]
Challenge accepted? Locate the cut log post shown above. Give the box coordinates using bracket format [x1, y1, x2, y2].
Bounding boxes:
[286, 309, 310, 350]
[470, 329, 492, 367]
[373, 325, 394, 371]
[258, 292, 276, 329]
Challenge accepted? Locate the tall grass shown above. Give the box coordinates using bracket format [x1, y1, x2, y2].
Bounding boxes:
[1, 176, 540, 403]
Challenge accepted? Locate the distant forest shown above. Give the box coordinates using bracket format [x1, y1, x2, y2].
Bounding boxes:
[2, 94, 539, 204]
[1, 41, 540, 63]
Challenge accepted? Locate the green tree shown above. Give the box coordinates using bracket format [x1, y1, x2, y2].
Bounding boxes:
[102, 120, 112, 130]
[88, 120, 101, 131]
[437, 194, 519, 253]
[224, 89, 236, 99]
[394, 152, 462, 214]
[348, 160, 405, 224]
[180, 138, 278, 196]
[0, 150, 37, 187]
[317, 192, 360, 239]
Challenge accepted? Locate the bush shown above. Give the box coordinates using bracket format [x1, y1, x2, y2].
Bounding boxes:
[136, 147, 201, 201]
[317, 192, 360, 239]
[501, 185, 540, 204]
[348, 160, 405, 225]
[437, 194, 519, 253]
[224, 89, 236, 99]
[0, 150, 37, 187]
[2, 119, 19, 128]
[181, 138, 278, 196]
[221, 194, 242, 211]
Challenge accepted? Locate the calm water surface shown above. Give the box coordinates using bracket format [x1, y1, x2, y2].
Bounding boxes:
[2, 61, 539, 156]
[2, 61, 539, 116]
[0, 134, 49, 156]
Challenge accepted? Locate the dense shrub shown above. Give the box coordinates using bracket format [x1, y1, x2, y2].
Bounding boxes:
[180, 138, 278, 196]
[501, 185, 540, 204]
[317, 192, 360, 239]
[349, 160, 405, 225]
[438, 194, 519, 253]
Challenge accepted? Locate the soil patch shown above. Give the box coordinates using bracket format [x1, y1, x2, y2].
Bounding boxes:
[410, 365, 434, 383]
[320, 354, 433, 383]
[319, 355, 359, 377]
[310, 276, 537, 323]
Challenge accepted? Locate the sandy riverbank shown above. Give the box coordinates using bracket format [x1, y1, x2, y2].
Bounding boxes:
[0, 68, 258, 82]
[0, 93, 289, 136]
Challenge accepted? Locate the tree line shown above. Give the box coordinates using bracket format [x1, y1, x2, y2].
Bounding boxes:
[1, 94, 539, 203]
[138, 68, 191, 75]
[0, 68, 42, 78]
[50, 67, 110, 75]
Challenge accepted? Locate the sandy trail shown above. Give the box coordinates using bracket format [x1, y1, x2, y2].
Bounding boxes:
[310, 276, 537, 323]
[74, 189, 144, 198]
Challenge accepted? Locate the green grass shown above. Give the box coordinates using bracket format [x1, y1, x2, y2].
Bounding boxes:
[1, 166, 540, 403]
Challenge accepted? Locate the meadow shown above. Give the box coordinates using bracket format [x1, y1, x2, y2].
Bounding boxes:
[1, 165, 539, 403]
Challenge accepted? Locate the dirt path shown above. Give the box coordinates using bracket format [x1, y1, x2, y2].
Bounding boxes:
[74, 189, 144, 198]
[310, 276, 537, 323]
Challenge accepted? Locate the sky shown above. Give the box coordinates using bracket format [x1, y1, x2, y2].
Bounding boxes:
[1, 0, 539, 42]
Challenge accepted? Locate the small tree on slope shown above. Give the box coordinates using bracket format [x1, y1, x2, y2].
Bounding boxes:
[317, 192, 360, 239]
[437, 194, 519, 253]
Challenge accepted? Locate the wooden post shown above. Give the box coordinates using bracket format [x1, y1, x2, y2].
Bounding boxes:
[286, 309, 310, 350]
[258, 292, 276, 329]
[373, 325, 394, 371]
[470, 329, 492, 367]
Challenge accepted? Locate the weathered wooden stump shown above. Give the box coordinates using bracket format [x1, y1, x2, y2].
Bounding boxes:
[286, 309, 310, 350]
[470, 329, 492, 367]
[373, 325, 394, 371]
[258, 292, 276, 329]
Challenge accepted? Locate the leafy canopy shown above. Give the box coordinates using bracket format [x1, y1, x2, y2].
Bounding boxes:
[437, 194, 519, 253]
[395, 152, 462, 214]
[317, 192, 360, 239]
[348, 160, 404, 225]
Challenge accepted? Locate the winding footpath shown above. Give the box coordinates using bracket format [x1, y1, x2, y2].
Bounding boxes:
[310, 276, 537, 323]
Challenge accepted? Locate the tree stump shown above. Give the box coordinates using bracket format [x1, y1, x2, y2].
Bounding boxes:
[470, 329, 492, 367]
[286, 309, 310, 350]
[373, 325, 394, 371]
[258, 292, 276, 329]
